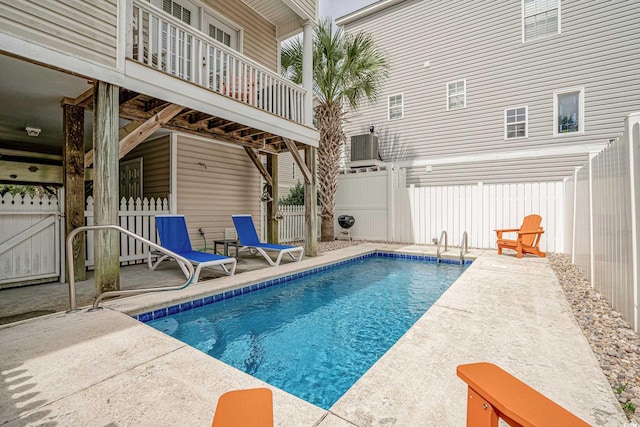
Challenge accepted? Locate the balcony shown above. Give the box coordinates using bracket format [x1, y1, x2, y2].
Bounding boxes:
[130, 0, 306, 125]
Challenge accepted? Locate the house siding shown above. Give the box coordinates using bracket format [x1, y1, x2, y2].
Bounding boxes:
[289, 0, 316, 20]
[121, 136, 171, 200]
[176, 135, 261, 246]
[342, 0, 640, 186]
[204, 0, 278, 70]
[0, 0, 117, 67]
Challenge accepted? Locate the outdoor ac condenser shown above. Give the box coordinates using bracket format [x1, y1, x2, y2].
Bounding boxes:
[350, 134, 379, 161]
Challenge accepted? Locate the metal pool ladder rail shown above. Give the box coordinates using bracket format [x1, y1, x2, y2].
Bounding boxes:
[460, 231, 469, 264]
[66, 224, 195, 312]
[436, 230, 447, 262]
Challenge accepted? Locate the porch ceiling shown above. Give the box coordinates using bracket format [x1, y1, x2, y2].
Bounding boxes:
[70, 87, 304, 155]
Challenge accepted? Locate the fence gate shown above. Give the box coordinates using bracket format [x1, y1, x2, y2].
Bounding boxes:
[0, 194, 61, 288]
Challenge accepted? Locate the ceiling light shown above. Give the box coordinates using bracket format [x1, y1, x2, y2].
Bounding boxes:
[25, 127, 41, 137]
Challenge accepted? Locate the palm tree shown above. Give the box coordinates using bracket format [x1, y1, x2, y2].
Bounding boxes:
[281, 18, 387, 241]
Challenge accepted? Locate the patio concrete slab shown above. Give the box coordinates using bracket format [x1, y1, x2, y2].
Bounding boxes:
[0, 245, 627, 426]
[330, 250, 626, 426]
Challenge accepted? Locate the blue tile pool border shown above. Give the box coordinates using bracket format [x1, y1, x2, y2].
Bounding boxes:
[134, 251, 472, 323]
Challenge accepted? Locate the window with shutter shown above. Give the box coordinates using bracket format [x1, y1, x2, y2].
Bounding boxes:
[209, 24, 233, 48]
[523, 0, 559, 42]
[163, 0, 191, 25]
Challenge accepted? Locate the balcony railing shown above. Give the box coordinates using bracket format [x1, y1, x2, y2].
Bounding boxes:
[130, 0, 306, 125]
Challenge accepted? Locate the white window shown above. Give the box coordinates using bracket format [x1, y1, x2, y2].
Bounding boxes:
[388, 94, 403, 120]
[447, 80, 466, 110]
[553, 87, 584, 136]
[504, 107, 528, 139]
[522, 0, 560, 42]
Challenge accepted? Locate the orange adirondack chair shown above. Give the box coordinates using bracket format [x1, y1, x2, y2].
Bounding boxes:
[495, 214, 546, 258]
[211, 388, 273, 427]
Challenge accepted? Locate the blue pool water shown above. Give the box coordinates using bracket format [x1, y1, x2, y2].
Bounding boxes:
[145, 255, 468, 409]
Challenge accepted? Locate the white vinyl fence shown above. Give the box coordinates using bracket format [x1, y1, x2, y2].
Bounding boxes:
[0, 193, 61, 287]
[335, 167, 564, 253]
[85, 196, 169, 267]
[565, 112, 640, 332]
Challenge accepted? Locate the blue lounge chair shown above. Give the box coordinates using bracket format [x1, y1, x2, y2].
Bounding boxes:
[149, 215, 236, 282]
[232, 214, 303, 267]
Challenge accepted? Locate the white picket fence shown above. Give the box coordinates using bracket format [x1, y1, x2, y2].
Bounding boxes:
[0, 193, 61, 287]
[262, 205, 321, 243]
[84, 196, 169, 267]
[334, 168, 564, 253]
[565, 112, 640, 332]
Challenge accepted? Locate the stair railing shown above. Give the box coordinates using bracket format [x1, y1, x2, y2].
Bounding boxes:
[67, 224, 195, 311]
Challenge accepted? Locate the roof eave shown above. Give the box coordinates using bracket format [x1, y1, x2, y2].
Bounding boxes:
[335, 0, 407, 27]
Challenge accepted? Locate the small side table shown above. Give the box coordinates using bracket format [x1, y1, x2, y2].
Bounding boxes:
[213, 239, 239, 258]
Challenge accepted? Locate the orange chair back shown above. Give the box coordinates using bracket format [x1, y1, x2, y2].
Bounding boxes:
[520, 214, 542, 246]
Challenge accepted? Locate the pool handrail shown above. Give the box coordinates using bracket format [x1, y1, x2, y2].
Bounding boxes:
[436, 230, 448, 262]
[66, 224, 195, 311]
[460, 231, 469, 264]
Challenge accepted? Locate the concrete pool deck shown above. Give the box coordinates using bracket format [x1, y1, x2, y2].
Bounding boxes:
[0, 244, 628, 426]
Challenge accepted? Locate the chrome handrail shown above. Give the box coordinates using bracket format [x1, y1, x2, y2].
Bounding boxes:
[66, 224, 195, 311]
[460, 231, 469, 264]
[436, 230, 448, 262]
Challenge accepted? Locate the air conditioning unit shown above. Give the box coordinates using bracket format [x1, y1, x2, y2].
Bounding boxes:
[350, 134, 379, 161]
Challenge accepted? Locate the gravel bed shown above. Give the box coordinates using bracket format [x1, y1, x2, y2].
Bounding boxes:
[548, 253, 640, 423]
[314, 242, 640, 422]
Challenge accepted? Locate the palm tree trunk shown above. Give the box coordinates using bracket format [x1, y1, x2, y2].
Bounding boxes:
[315, 102, 345, 241]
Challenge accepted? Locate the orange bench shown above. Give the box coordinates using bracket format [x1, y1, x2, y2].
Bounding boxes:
[457, 363, 589, 427]
[211, 388, 273, 427]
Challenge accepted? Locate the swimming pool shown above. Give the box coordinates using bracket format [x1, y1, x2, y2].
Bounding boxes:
[141, 252, 469, 409]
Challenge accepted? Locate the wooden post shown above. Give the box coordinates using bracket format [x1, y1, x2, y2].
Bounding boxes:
[62, 103, 86, 281]
[266, 153, 279, 243]
[93, 81, 120, 293]
[304, 146, 318, 256]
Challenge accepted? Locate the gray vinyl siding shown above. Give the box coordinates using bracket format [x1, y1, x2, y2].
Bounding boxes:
[406, 153, 589, 187]
[121, 136, 171, 200]
[278, 151, 303, 191]
[0, 0, 117, 67]
[176, 135, 261, 246]
[204, 0, 278, 70]
[342, 0, 640, 184]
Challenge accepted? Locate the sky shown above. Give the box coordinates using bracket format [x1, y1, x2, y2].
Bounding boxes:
[319, 0, 378, 22]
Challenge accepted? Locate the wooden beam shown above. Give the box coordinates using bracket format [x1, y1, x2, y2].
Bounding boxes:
[93, 81, 120, 294]
[119, 104, 183, 159]
[60, 86, 94, 108]
[0, 160, 62, 184]
[266, 153, 279, 244]
[283, 138, 312, 184]
[84, 103, 183, 167]
[85, 120, 143, 167]
[244, 147, 272, 186]
[0, 148, 62, 162]
[304, 146, 318, 256]
[63, 103, 86, 281]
